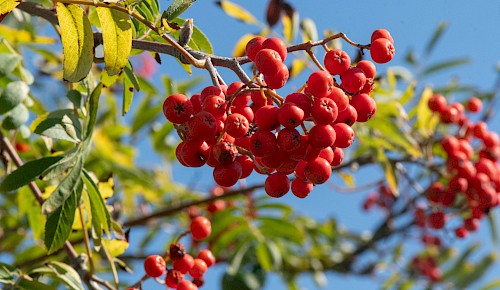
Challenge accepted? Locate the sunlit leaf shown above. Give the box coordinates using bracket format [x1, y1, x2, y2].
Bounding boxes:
[102, 238, 129, 257]
[96, 7, 132, 76]
[0, 156, 63, 192]
[216, 1, 257, 24]
[233, 33, 257, 58]
[164, 0, 196, 21]
[422, 58, 469, 76]
[31, 109, 82, 142]
[290, 58, 307, 77]
[376, 148, 398, 196]
[56, 3, 94, 82]
[0, 0, 18, 15]
[413, 87, 439, 137]
[300, 18, 318, 43]
[30, 261, 84, 290]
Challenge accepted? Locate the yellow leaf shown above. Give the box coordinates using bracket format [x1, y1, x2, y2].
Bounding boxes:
[337, 171, 355, 188]
[56, 3, 94, 82]
[0, 25, 56, 44]
[377, 148, 399, 196]
[217, 1, 257, 24]
[290, 59, 307, 78]
[98, 178, 114, 199]
[0, 0, 18, 15]
[42, 184, 57, 200]
[282, 11, 298, 43]
[102, 239, 129, 257]
[415, 87, 439, 137]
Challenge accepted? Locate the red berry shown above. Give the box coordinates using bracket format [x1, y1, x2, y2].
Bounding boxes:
[213, 161, 242, 187]
[255, 49, 283, 75]
[324, 49, 351, 75]
[356, 60, 377, 79]
[455, 227, 468, 238]
[277, 128, 302, 152]
[285, 93, 313, 117]
[278, 102, 305, 128]
[264, 63, 289, 89]
[15, 142, 30, 152]
[428, 94, 447, 113]
[311, 97, 338, 125]
[307, 71, 334, 99]
[190, 216, 212, 240]
[371, 28, 394, 44]
[304, 157, 332, 184]
[333, 123, 355, 148]
[255, 105, 280, 131]
[189, 259, 208, 279]
[370, 38, 395, 64]
[326, 87, 349, 112]
[341, 67, 366, 94]
[428, 212, 446, 229]
[464, 217, 480, 232]
[178, 140, 210, 168]
[350, 93, 376, 122]
[291, 178, 313, 198]
[265, 172, 290, 198]
[335, 104, 358, 125]
[202, 95, 226, 119]
[188, 111, 217, 139]
[250, 130, 278, 157]
[197, 249, 216, 268]
[201, 85, 224, 100]
[262, 37, 287, 62]
[143, 255, 166, 278]
[177, 280, 198, 290]
[235, 155, 254, 179]
[163, 94, 193, 124]
[246, 36, 266, 62]
[308, 124, 336, 149]
[331, 147, 344, 166]
[165, 270, 184, 288]
[225, 113, 249, 138]
[467, 97, 482, 112]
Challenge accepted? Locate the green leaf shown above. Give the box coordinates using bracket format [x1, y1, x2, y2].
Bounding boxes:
[31, 109, 82, 142]
[56, 3, 94, 82]
[257, 216, 304, 244]
[487, 210, 498, 244]
[41, 148, 79, 180]
[413, 87, 439, 137]
[85, 83, 102, 140]
[42, 156, 83, 214]
[131, 95, 162, 134]
[18, 187, 44, 240]
[66, 90, 83, 109]
[96, 7, 132, 76]
[17, 279, 57, 290]
[0, 53, 22, 75]
[0, 81, 29, 115]
[124, 64, 140, 91]
[442, 243, 479, 280]
[455, 253, 496, 289]
[191, 22, 213, 54]
[216, 0, 257, 24]
[479, 279, 500, 290]
[300, 18, 318, 43]
[30, 261, 84, 290]
[422, 58, 469, 76]
[82, 170, 111, 242]
[256, 240, 281, 271]
[424, 22, 447, 56]
[0, 156, 63, 192]
[0, 0, 18, 15]
[164, 0, 196, 21]
[44, 180, 81, 254]
[122, 72, 134, 116]
[0, 262, 19, 284]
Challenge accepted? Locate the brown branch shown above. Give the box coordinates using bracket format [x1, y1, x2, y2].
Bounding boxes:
[123, 184, 264, 227]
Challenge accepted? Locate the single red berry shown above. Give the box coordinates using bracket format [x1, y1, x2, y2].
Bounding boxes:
[264, 63, 289, 89]
[190, 216, 212, 240]
[265, 172, 291, 198]
[190, 93, 203, 114]
[308, 124, 336, 149]
[455, 227, 468, 239]
[251, 90, 271, 108]
[212, 141, 238, 165]
[428, 212, 446, 229]
[202, 95, 226, 119]
[188, 111, 217, 139]
[317, 146, 334, 164]
[278, 102, 305, 128]
[440, 106, 460, 123]
[464, 217, 480, 232]
[331, 147, 344, 166]
[177, 280, 198, 290]
[225, 113, 249, 138]
[197, 249, 216, 268]
[262, 37, 287, 62]
[307, 71, 334, 99]
[277, 127, 302, 152]
[467, 96, 482, 112]
[324, 49, 351, 75]
[179, 140, 210, 168]
[143, 255, 166, 278]
[165, 270, 184, 288]
[255, 105, 280, 131]
[15, 143, 30, 152]
[213, 161, 242, 187]
[341, 67, 366, 94]
[304, 157, 332, 184]
[276, 158, 299, 174]
[201, 85, 224, 100]
[288, 134, 309, 161]
[356, 60, 377, 79]
[333, 123, 355, 148]
[291, 178, 314, 198]
[173, 254, 195, 274]
[335, 104, 358, 125]
[231, 104, 254, 123]
[371, 28, 394, 44]
[350, 93, 376, 122]
[428, 94, 447, 113]
[255, 49, 283, 75]
[370, 38, 395, 64]
[189, 258, 208, 279]
[303, 145, 321, 162]
[246, 36, 266, 62]
[163, 94, 193, 124]
[311, 97, 338, 125]
[250, 130, 278, 157]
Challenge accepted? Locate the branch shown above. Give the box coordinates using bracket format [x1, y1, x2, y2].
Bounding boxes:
[123, 184, 264, 227]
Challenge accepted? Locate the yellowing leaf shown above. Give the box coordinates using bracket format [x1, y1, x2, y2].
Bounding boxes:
[96, 7, 132, 76]
[56, 3, 94, 82]
[43, 184, 58, 200]
[98, 178, 114, 199]
[0, 0, 18, 15]
[217, 1, 257, 24]
[290, 58, 307, 78]
[300, 18, 318, 43]
[282, 10, 298, 43]
[337, 171, 355, 188]
[233, 33, 256, 58]
[0, 25, 56, 44]
[102, 239, 129, 257]
[415, 87, 439, 137]
[377, 148, 399, 196]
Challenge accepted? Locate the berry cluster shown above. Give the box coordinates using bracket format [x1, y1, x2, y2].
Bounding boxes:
[162, 29, 395, 198]
[410, 255, 442, 282]
[134, 216, 214, 290]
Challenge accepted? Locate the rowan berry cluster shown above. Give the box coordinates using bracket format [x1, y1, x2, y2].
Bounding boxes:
[410, 255, 442, 282]
[132, 216, 214, 289]
[162, 29, 395, 198]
